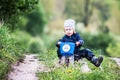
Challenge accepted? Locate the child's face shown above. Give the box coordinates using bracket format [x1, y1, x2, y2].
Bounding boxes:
[64, 27, 74, 36]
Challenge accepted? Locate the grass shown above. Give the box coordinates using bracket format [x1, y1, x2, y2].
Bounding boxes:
[37, 49, 120, 80]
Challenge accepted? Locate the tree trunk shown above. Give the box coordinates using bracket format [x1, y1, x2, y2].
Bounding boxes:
[83, 0, 90, 27]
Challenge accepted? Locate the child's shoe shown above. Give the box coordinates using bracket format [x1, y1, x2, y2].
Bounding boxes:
[91, 56, 103, 67]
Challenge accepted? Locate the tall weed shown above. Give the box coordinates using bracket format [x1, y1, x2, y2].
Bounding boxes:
[0, 26, 24, 79]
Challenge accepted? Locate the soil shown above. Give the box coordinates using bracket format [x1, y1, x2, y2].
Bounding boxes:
[110, 57, 120, 66]
[7, 54, 42, 80]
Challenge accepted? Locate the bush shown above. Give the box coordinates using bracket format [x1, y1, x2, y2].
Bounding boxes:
[79, 32, 114, 55]
[11, 30, 32, 53]
[106, 41, 120, 57]
[25, 3, 47, 36]
[0, 61, 9, 79]
[0, 26, 24, 79]
[28, 37, 47, 53]
[41, 34, 58, 50]
[0, 27, 16, 62]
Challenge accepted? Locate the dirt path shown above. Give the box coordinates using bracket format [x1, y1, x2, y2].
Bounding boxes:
[8, 54, 42, 80]
[110, 57, 120, 66]
[80, 62, 91, 73]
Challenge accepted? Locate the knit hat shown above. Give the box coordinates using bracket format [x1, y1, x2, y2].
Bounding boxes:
[64, 19, 75, 28]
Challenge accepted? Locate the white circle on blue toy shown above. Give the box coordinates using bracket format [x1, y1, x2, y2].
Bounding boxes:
[62, 44, 70, 52]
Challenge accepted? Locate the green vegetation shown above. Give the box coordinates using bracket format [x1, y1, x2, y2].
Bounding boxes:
[0, 0, 38, 30]
[25, 3, 47, 36]
[28, 37, 46, 53]
[11, 30, 32, 52]
[107, 41, 120, 57]
[79, 32, 114, 55]
[0, 27, 24, 79]
[37, 49, 120, 80]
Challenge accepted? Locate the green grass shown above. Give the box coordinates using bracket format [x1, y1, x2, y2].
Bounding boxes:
[0, 26, 25, 79]
[37, 49, 120, 80]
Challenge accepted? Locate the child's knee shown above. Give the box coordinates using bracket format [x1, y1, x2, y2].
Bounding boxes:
[83, 48, 92, 53]
[81, 48, 94, 60]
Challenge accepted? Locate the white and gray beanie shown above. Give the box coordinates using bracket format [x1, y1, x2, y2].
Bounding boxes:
[64, 19, 75, 29]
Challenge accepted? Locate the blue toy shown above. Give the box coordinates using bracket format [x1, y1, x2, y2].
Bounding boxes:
[60, 42, 75, 56]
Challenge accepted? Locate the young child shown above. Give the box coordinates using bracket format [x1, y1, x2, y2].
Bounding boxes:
[56, 19, 103, 67]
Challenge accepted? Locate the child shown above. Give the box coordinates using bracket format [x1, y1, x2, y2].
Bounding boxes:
[56, 19, 103, 67]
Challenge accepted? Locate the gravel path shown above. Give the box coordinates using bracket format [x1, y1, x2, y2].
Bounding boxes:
[110, 57, 120, 66]
[8, 54, 41, 80]
[80, 62, 91, 73]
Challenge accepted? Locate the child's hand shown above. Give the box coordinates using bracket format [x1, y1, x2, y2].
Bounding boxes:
[58, 42, 61, 45]
[76, 42, 80, 46]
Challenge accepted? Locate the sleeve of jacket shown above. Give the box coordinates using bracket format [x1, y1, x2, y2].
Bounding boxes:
[76, 33, 84, 45]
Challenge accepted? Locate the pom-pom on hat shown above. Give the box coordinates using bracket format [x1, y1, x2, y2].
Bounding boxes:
[64, 19, 75, 28]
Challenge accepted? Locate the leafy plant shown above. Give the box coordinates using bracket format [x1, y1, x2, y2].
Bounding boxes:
[78, 32, 114, 55]
[107, 41, 120, 57]
[11, 30, 32, 53]
[25, 2, 47, 36]
[0, 0, 38, 24]
[28, 37, 47, 53]
[0, 26, 24, 79]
